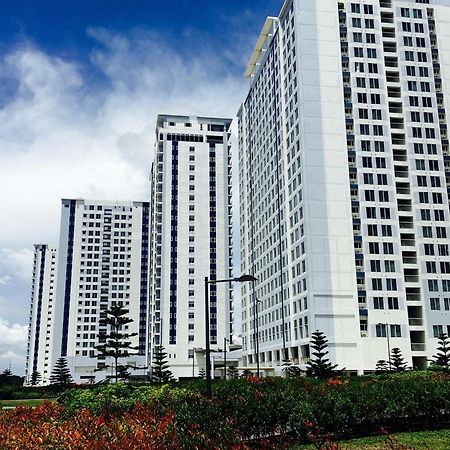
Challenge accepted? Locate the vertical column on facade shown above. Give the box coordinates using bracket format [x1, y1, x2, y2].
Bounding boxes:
[427, 8, 450, 212]
[339, 3, 368, 336]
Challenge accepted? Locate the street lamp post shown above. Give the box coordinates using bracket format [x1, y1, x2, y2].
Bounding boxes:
[223, 337, 229, 380]
[254, 297, 262, 377]
[204, 274, 256, 397]
[386, 323, 392, 371]
[379, 322, 392, 371]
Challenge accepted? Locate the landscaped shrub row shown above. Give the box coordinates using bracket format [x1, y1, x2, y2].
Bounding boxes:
[1, 372, 450, 449]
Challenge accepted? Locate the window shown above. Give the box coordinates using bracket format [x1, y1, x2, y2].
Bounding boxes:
[390, 324, 401, 338]
[372, 109, 382, 120]
[430, 298, 441, 311]
[354, 47, 364, 57]
[388, 297, 399, 310]
[433, 325, 444, 338]
[405, 51, 414, 61]
[365, 19, 374, 29]
[409, 96, 419, 107]
[351, 3, 360, 13]
[372, 278, 382, 290]
[376, 323, 387, 337]
[386, 279, 397, 291]
[385, 260, 395, 272]
[353, 32, 363, 42]
[366, 207, 376, 218]
[378, 190, 389, 202]
[356, 78, 366, 88]
[380, 208, 390, 219]
[374, 297, 384, 309]
[426, 261, 437, 273]
[367, 48, 377, 59]
[368, 63, 378, 74]
[370, 259, 381, 271]
[364, 173, 374, 184]
[377, 174, 388, 185]
[424, 243, 434, 255]
[359, 109, 369, 119]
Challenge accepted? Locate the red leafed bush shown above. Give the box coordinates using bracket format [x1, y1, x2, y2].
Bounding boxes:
[0, 401, 182, 449]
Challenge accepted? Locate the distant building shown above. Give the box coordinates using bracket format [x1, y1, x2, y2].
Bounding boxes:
[25, 245, 58, 385]
[149, 114, 233, 379]
[239, 0, 450, 374]
[49, 199, 150, 383]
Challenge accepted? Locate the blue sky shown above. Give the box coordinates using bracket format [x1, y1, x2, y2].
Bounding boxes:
[0, 0, 283, 374]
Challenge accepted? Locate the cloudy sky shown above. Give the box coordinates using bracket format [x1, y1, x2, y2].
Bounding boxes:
[0, 0, 282, 374]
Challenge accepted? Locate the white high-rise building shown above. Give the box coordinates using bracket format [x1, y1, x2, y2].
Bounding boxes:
[239, 0, 450, 374]
[51, 199, 150, 383]
[149, 114, 233, 379]
[25, 245, 58, 385]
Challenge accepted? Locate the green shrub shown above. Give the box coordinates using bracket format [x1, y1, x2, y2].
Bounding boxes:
[56, 372, 450, 444]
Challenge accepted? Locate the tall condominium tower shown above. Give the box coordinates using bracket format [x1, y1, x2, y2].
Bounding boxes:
[238, 0, 450, 374]
[51, 199, 150, 383]
[149, 114, 233, 379]
[25, 244, 58, 385]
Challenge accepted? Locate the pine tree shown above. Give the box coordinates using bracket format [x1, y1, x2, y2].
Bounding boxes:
[93, 304, 139, 382]
[241, 368, 252, 378]
[390, 347, 407, 372]
[227, 365, 239, 379]
[198, 368, 206, 379]
[375, 359, 390, 373]
[431, 334, 450, 373]
[151, 345, 173, 383]
[49, 358, 73, 387]
[30, 370, 42, 386]
[306, 330, 339, 378]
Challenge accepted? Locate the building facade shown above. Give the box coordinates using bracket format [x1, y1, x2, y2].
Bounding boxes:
[238, 0, 450, 374]
[50, 199, 150, 383]
[25, 245, 58, 385]
[149, 114, 233, 379]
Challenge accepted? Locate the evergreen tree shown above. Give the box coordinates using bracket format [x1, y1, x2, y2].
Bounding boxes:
[227, 365, 239, 379]
[375, 360, 390, 373]
[286, 365, 303, 378]
[306, 330, 339, 378]
[93, 304, 139, 382]
[151, 345, 174, 383]
[390, 347, 407, 372]
[198, 368, 206, 380]
[49, 358, 73, 387]
[431, 334, 450, 373]
[0, 368, 23, 387]
[30, 370, 42, 386]
[241, 368, 252, 378]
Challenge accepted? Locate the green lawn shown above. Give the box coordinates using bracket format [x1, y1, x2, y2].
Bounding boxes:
[294, 428, 450, 449]
[0, 398, 55, 408]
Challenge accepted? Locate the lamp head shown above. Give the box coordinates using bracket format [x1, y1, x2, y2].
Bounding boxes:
[234, 274, 257, 283]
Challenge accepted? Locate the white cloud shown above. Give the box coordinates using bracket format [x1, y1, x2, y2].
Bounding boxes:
[0, 28, 248, 374]
[0, 318, 28, 374]
[0, 247, 34, 281]
[0, 275, 11, 286]
[0, 30, 246, 249]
